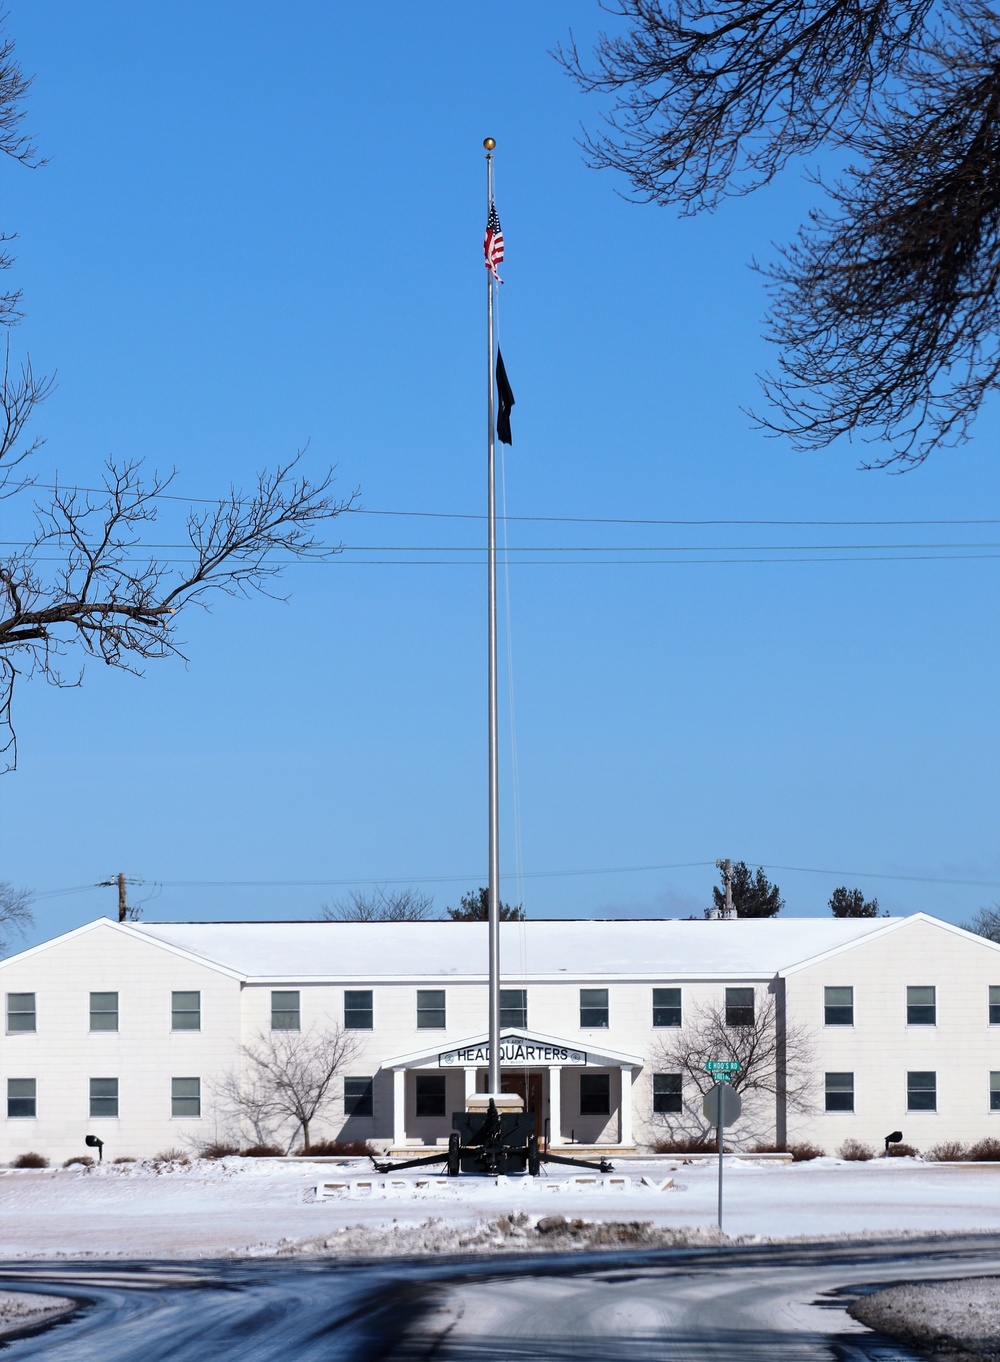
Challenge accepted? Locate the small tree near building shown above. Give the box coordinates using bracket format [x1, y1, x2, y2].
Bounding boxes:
[216, 1025, 359, 1152]
[962, 904, 1000, 944]
[446, 887, 524, 921]
[651, 989, 815, 1147]
[320, 886, 432, 922]
[710, 862, 783, 918]
[0, 880, 31, 954]
[829, 886, 880, 918]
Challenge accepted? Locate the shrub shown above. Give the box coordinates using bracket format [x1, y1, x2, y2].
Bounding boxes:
[152, 1148, 189, 1164]
[12, 1152, 49, 1168]
[886, 1142, 920, 1158]
[838, 1139, 875, 1161]
[927, 1140, 969, 1162]
[967, 1138, 1000, 1162]
[113, 1156, 136, 1164]
[241, 1144, 284, 1158]
[295, 1139, 376, 1157]
[653, 1137, 718, 1154]
[788, 1142, 825, 1162]
[749, 1142, 787, 1154]
[62, 1155, 94, 1168]
[198, 1141, 240, 1160]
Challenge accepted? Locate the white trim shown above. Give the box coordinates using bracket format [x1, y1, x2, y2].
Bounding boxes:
[382, 1027, 644, 1072]
[0, 918, 246, 982]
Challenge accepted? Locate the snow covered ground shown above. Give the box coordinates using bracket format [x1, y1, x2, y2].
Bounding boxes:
[1, 1154, 1000, 1259]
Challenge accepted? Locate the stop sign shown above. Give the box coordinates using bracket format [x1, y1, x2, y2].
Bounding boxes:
[703, 1082, 742, 1128]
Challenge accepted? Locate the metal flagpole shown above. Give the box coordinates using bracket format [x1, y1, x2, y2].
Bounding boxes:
[484, 137, 501, 1097]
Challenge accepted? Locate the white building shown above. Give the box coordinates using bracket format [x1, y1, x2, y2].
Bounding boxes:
[1, 912, 999, 1164]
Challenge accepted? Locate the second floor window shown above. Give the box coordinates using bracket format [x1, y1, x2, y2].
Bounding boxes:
[90, 992, 119, 1033]
[499, 989, 527, 1029]
[652, 988, 682, 1027]
[580, 989, 609, 1028]
[990, 987, 1000, 1025]
[725, 988, 755, 1028]
[171, 992, 201, 1031]
[907, 986, 936, 1026]
[344, 991, 374, 1030]
[6, 993, 35, 1033]
[824, 987, 854, 1026]
[271, 991, 300, 1031]
[417, 990, 446, 1029]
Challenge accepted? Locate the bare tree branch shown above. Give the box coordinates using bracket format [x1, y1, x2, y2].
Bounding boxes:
[320, 886, 433, 922]
[230, 1025, 360, 1152]
[0, 878, 31, 954]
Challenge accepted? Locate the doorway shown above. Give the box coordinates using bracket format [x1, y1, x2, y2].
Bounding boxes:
[500, 1071, 543, 1137]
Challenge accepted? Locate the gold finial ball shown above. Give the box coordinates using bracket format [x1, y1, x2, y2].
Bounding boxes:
[483, 137, 496, 151]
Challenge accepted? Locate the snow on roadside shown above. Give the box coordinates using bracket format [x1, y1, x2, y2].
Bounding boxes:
[851, 1278, 1000, 1361]
[1, 1155, 999, 1259]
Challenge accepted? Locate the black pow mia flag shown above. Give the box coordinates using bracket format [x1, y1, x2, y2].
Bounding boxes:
[496, 348, 515, 445]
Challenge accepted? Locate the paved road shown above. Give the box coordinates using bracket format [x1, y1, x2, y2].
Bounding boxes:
[2, 1238, 999, 1361]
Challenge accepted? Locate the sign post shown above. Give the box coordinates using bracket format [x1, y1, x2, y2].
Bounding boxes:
[703, 1062, 742, 1229]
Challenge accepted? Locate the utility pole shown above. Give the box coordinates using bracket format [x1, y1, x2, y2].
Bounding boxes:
[98, 873, 139, 922]
[117, 872, 127, 923]
[715, 858, 734, 919]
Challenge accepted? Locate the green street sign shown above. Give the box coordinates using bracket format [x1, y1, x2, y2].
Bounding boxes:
[705, 1060, 741, 1073]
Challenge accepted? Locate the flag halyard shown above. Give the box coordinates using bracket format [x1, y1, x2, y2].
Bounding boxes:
[484, 201, 504, 283]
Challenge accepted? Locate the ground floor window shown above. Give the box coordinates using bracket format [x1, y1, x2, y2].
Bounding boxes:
[825, 1072, 854, 1112]
[345, 1076, 374, 1117]
[171, 1077, 201, 1118]
[652, 1073, 682, 1113]
[415, 1073, 446, 1117]
[990, 1073, 1000, 1112]
[7, 1078, 35, 1118]
[90, 1077, 119, 1118]
[579, 1072, 610, 1116]
[907, 1071, 936, 1112]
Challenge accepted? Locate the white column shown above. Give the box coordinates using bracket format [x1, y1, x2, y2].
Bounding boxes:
[393, 1068, 406, 1148]
[619, 1066, 633, 1146]
[464, 1067, 477, 1104]
[548, 1066, 562, 1145]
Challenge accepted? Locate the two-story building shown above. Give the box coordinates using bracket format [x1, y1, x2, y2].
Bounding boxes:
[1, 912, 998, 1163]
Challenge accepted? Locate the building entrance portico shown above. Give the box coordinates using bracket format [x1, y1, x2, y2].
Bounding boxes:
[383, 1028, 643, 1152]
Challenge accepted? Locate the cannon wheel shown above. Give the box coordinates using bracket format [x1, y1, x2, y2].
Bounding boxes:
[527, 1132, 541, 1177]
[448, 1131, 461, 1177]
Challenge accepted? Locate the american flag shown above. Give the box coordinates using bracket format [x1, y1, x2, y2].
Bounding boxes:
[484, 201, 504, 282]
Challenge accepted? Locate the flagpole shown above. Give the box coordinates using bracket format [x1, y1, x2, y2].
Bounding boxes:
[484, 136, 501, 1098]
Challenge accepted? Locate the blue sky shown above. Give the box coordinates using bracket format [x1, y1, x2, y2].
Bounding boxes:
[2, 1, 998, 946]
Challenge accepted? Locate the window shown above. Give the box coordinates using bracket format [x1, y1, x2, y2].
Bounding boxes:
[579, 1072, 610, 1115]
[417, 990, 446, 1029]
[500, 989, 527, 1029]
[171, 1077, 201, 1118]
[824, 986, 854, 1027]
[90, 1077, 119, 1118]
[725, 988, 755, 1027]
[907, 1071, 937, 1112]
[171, 991, 201, 1031]
[825, 1072, 855, 1112]
[89, 992, 118, 1032]
[345, 1076, 374, 1117]
[6, 993, 35, 1033]
[990, 1073, 1000, 1112]
[907, 986, 936, 1026]
[344, 990, 373, 1030]
[652, 988, 682, 1028]
[990, 987, 1000, 1025]
[652, 1073, 682, 1113]
[7, 1078, 35, 1119]
[580, 988, 609, 1028]
[415, 1073, 446, 1117]
[271, 990, 300, 1031]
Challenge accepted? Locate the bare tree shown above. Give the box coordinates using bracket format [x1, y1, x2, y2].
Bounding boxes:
[0, 878, 31, 954]
[559, 1, 1000, 466]
[320, 885, 432, 922]
[651, 988, 815, 1145]
[962, 903, 1000, 942]
[223, 1025, 360, 1152]
[0, 19, 355, 767]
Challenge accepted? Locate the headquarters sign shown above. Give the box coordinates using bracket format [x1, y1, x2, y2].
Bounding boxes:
[438, 1036, 587, 1068]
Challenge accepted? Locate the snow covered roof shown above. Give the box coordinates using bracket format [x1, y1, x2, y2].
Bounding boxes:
[127, 915, 907, 983]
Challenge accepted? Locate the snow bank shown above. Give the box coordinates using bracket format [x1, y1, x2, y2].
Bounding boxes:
[851, 1278, 1000, 1361]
